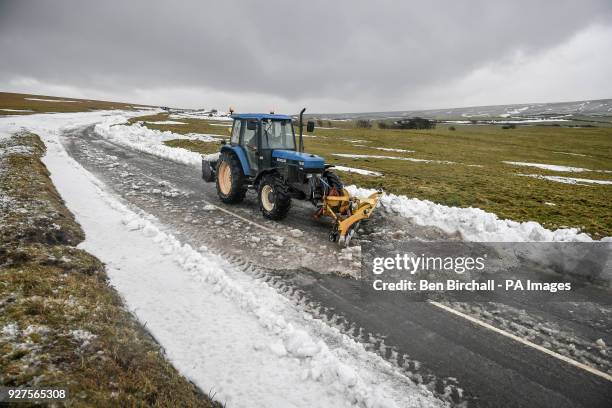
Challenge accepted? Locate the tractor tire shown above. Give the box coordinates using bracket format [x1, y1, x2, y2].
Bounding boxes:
[323, 170, 343, 192]
[258, 174, 291, 220]
[215, 151, 247, 204]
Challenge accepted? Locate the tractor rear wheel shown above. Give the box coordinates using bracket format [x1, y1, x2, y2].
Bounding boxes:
[216, 151, 247, 204]
[258, 174, 291, 220]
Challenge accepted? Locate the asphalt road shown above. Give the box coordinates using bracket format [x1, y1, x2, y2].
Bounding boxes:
[61, 125, 612, 408]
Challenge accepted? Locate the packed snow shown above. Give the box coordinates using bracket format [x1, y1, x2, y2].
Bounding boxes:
[0, 110, 444, 408]
[518, 173, 612, 186]
[346, 185, 607, 242]
[333, 165, 383, 177]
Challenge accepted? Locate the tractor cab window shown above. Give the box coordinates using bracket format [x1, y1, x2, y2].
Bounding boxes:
[242, 120, 257, 149]
[231, 120, 241, 145]
[261, 119, 295, 150]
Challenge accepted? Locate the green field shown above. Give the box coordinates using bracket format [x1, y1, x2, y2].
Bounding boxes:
[128, 112, 612, 238]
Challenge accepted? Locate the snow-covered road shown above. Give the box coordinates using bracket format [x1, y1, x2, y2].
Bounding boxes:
[1, 111, 443, 407]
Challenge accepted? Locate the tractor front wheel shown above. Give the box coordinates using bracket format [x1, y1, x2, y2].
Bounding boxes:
[258, 174, 291, 220]
[216, 152, 247, 204]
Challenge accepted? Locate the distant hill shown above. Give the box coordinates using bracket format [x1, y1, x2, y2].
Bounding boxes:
[312, 99, 612, 123]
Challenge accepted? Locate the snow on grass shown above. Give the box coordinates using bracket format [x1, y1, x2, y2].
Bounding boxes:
[375, 147, 415, 153]
[0, 110, 444, 408]
[0, 108, 33, 112]
[24, 98, 80, 103]
[70, 329, 96, 347]
[346, 185, 606, 242]
[131, 106, 158, 110]
[145, 120, 187, 125]
[334, 153, 455, 164]
[553, 151, 589, 157]
[169, 111, 232, 121]
[518, 173, 612, 186]
[333, 165, 382, 177]
[504, 161, 612, 174]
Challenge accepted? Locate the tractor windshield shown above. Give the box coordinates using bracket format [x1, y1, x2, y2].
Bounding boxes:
[261, 119, 295, 150]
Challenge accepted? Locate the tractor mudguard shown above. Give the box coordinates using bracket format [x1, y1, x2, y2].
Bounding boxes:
[221, 145, 251, 176]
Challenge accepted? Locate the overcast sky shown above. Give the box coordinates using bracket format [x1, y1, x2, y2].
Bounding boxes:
[1, 0, 611, 113]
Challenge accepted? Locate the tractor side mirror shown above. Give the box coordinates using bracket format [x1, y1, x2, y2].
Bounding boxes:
[306, 120, 315, 132]
[246, 120, 257, 131]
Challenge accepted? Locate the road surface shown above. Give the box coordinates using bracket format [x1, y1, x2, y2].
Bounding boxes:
[61, 125, 612, 408]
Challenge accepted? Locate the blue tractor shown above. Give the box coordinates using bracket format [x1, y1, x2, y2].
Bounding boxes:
[201, 109, 381, 246]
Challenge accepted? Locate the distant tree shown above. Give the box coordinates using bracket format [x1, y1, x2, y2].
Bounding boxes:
[356, 119, 372, 129]
[316, 119, 324, 127]
[448, 126, 456, 131]
[501, 124, 516, 129]
[327, 121, 332, 127]
[378, 121, 389, 129]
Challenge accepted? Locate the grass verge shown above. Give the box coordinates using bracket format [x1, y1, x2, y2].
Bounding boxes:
[0, 132, 220, 407]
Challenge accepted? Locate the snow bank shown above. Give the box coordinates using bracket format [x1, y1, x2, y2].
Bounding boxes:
[346, 185, 604, 242]
[94, 120, 209, 167]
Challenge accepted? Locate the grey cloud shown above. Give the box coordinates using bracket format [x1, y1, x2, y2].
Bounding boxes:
[1, 0, 611, 111]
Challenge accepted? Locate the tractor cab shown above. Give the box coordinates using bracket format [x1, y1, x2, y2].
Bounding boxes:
[226, 113, 323, 181]
[230, 114, 296, 175]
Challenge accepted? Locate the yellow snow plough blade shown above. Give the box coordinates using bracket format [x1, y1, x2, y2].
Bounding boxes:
[319, 189, 382, 246]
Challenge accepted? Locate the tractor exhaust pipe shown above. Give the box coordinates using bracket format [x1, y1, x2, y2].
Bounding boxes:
[299, 107, 306, 152]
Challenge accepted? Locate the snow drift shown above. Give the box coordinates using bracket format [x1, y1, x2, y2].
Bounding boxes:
[347, 186, 606, 242]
